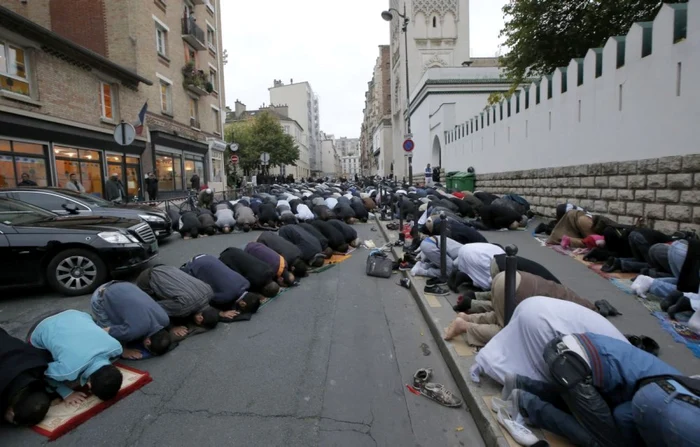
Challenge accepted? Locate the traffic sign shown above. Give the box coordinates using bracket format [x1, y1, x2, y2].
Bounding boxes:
[230, 154, 239, 164]
[402, 138, 415, 153]
[113, 122, 136, 146]
[229, 143, 239, 152]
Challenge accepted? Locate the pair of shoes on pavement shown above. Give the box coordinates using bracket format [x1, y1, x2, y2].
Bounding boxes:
[426, 277, 447, 287]
[424, 284, 449, 296]
[412, 368, 462, 408]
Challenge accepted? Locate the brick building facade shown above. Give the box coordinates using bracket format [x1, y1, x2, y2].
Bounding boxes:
[0, 0, 227, 199]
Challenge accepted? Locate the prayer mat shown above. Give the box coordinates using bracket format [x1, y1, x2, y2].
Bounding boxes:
[629, 293, 700, 358]
[308, 264, 337, 274]
[259, 287, 289, 310]
[33, 364, 152, 441]
[334, 247, 357, 256]
[325, 253, 352, 265]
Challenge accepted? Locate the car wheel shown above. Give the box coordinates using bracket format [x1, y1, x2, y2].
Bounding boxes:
[46, 249, 107, 296]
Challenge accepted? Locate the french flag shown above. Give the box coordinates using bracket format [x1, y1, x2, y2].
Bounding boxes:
[134, 102, 148, 136]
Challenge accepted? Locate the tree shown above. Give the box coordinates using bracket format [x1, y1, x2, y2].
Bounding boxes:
[499, 0, 687, 87]
[224, 111, 300, 183]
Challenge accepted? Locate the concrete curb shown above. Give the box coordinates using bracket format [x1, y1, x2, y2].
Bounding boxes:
[374, 217, 511, 447]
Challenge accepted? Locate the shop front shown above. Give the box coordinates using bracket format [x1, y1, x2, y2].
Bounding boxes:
[150, 130, 209, 197]
[0, 112, 147, 199]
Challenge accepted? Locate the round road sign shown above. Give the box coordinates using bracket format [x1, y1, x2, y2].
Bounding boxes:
[230, 154, 239, 164]
[402, 139, 415, 152]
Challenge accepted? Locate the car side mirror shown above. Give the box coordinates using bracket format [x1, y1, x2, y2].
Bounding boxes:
[62, 203, 79, 214]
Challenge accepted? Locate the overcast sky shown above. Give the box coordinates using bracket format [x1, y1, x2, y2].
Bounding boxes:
[221, 0, 508, 138]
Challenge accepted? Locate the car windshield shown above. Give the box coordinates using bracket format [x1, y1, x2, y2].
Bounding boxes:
[0, 197, 56, 226]
[59, 190, 114, 207]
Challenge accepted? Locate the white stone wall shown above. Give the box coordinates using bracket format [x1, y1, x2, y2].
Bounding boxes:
[446, 2, 700, 233]
[444, 2, 699, 173]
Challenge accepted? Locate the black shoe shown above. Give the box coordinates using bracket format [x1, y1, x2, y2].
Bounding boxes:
[426, 277, 447, 287]
[424, 285, 449, 296]
[668, 296, 692, 320]
[660, 290, 683, 312]
[595, 299, 621, 317]
[601, 257, 621, 273]
[533, 223, 548, 234]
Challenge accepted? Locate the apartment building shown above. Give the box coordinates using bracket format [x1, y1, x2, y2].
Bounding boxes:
[269, 79, 320, 180]
[319, 132, 340, 179]
[0, 0, 227, 198]
[0, 3, 150, 197]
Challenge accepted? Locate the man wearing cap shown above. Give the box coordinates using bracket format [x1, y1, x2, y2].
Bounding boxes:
[105, 173, 126, 202]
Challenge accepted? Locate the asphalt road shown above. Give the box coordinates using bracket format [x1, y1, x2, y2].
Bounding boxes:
[0, 224, 485, 447]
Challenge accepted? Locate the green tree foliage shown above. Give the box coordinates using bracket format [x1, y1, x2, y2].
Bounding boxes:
[223, 111, 300, 183]
[500, 0, 687, 87]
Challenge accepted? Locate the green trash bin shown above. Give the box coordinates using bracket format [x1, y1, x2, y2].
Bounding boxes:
[452, 172, 475, 192]
[445, 171, 459, 190]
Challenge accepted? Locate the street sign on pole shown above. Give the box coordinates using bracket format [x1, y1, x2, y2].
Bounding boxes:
[230, 154, 239, 164]
[229, 143, 239, 152]
[260, 152, 270, 165]
[402, 138, 415, 153]
[113, 122, 136, 146]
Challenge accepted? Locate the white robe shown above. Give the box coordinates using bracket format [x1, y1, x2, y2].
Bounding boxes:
[295, 204, 314, 221]
[456, 243, 505, 290]
[475, 296, 628, 384]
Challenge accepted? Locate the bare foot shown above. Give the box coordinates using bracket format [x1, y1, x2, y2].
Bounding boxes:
[444, 318, 469, 341]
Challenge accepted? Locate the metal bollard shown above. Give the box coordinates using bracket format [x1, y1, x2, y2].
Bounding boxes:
[504, 244, 519, 326]
[439, 212, 447, 280]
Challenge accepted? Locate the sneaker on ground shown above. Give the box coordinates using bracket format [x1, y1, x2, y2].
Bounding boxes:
[398, 262, 412, 271]
[496, 408, 539, 446]
[426, 277, 447, 286]
[424, 285, 449, 296]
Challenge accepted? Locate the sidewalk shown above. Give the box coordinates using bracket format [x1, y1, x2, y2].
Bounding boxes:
[375, 217, 700, 447]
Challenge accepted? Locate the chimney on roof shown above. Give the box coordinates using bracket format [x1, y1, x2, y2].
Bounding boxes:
[234, 100, 246, 118]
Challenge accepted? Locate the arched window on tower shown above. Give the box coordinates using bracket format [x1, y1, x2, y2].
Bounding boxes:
[432, 16, 437, 27]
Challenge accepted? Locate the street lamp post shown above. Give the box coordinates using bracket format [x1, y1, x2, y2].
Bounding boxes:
[382, 4, 412, 186]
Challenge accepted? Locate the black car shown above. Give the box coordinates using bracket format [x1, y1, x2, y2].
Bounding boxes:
[0, 197, 158, 296]
[0, 187, 172, 239]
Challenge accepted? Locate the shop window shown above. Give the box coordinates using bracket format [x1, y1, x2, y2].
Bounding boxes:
[0, 140, 48, 187]
[100, 82, 114, 120]
[0, 41, 30, 96]
[156, 153, 183, 192]
[53, 147, 103, 196]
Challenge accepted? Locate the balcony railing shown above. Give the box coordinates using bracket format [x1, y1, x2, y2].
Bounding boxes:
[181, 17, 206, 50]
